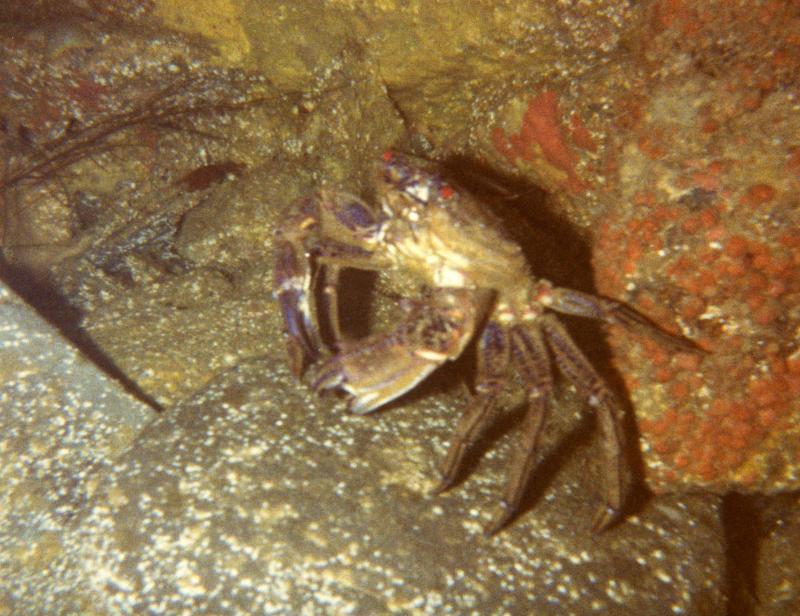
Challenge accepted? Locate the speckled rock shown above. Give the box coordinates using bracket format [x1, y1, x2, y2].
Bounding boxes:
[757, 495, 800, 616]
[51, 358, 726, 615]
[586, 4, 800, 494]
[0, 281, 154, 612]
[67, 169, 294, 408]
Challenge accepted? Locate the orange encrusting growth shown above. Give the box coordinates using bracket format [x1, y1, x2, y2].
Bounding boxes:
[594, 176, 799, 488]
[492, 91, 592, 194]
[486, 0, 800, 492]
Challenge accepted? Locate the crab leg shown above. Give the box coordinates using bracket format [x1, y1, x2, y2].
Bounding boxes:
[484, 325, 553, 535]
[314, 288, 491, 414]
[433, 321, 510, 495]
[542, 285, 697, 351]
[540, 314, 625, 532]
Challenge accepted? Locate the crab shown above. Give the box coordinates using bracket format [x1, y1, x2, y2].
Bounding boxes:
[273, 151, 693, 534]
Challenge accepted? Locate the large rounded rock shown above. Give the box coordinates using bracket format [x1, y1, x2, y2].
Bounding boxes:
[58, 358, 725, 614]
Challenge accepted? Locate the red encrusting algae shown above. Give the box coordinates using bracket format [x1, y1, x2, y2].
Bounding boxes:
[492, 90, 592, 194]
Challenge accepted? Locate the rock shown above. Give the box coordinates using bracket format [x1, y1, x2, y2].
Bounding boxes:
[58, 358, 726, 614]
[0, 281, 154, 612]
[757, 494, 800, 615]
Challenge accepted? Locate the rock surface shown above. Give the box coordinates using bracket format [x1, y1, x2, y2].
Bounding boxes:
[1, 0, 798, 613]
[57, 359, 726, 615]
[0, 281, 153, 612]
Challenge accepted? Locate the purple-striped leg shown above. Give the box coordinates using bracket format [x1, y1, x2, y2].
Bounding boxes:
[273, 196, 324, 375]
[484, 325, 554, 535]
[540, 314, 625, 532]
[433, 321, 511, 496]
[272, 191, 389, 375]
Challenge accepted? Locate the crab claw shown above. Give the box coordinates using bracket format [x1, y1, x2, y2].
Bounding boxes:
[273, 237, 321, 376]
[313, 337, 444, 414]
[314, 288, 491, 413]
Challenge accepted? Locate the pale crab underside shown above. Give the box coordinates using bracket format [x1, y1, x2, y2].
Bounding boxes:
[273, 151, 694, 534]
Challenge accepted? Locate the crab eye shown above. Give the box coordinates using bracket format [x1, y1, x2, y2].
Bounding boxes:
[383, 155, 407, 186]
[438, 184, 455, 199]
[380, 152, 441, 205]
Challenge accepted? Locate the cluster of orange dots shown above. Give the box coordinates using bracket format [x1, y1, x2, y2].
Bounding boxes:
[594, 181, 800, 485]
[638, 352, 800, 484]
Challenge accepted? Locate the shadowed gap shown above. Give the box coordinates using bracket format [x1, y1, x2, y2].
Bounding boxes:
[0, 257, 163, 411]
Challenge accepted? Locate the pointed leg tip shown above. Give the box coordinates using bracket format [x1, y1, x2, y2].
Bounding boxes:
[288, 359, 304, 379]
[591, 504, 622, 534]
[429, 476, 454, 496]
[285, 343, 304, 376]
[482, 520, 505, 538]
[483, 501, 514, 537]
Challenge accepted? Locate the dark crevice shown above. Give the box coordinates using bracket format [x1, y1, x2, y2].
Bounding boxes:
[722, 492, 760, 616]
[0, 257, 163, 411]
[319, 267, 376, 344]
[440, 154, 593, 290]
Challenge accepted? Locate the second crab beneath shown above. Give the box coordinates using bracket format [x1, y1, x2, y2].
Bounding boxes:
[273, 151, 691, 534]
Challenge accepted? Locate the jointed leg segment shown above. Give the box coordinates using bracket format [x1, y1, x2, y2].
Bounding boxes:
[544, 285, 696, 351]
[433, 322, 510, 496]
[484, 326, 553, 535]
[540, 315, 624, 532]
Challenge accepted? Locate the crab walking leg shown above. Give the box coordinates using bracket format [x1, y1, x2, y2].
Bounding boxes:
[540, 315, 625, 532]
[542, 285, 696, 351]
[485, 325, 554, 535]
[433, 322, 510, 495]
[314, 288, 492, 414]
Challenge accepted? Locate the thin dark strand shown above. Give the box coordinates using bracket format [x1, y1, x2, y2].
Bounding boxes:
[0, 83, 292, 192]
